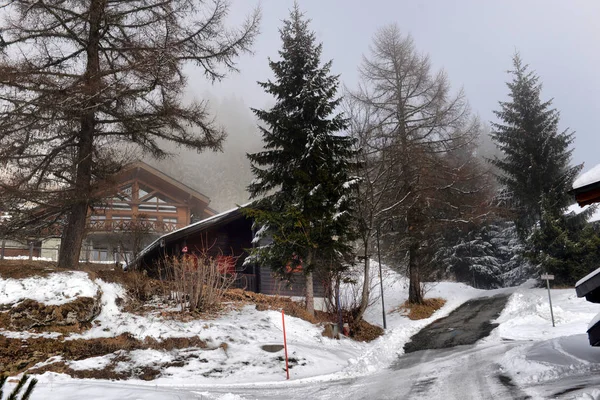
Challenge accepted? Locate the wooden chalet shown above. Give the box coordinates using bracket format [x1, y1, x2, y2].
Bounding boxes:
[571, 163, 600, 346]
[33, 161, 216, 263]
[136, 207, 328, 297]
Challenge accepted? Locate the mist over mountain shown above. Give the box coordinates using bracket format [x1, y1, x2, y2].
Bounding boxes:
[144, 94, 264, 213]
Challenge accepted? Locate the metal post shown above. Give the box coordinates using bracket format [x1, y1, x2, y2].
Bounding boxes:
[28, 241, 33, 260]
[376, 226, 387, 329]
[336, 281, 343, 336]
[546, 277, 555, 327]
[281, 310, 290, 380]
[0, 239, 5, 260]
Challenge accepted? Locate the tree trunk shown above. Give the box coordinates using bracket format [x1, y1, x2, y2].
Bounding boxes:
[408, 240, 423, 304]
[305, 250, 315, 317]
[58, 0, 104, 269]
[355, 239, 370, 321]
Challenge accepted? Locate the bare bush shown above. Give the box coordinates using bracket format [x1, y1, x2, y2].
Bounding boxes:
[324, 264, 382, 317]
[161, 254, 237, 312]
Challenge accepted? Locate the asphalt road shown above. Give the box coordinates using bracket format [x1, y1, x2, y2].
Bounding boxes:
[404, 294, 510, 353]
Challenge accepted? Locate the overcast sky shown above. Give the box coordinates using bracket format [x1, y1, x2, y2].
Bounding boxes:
[196, 0, 599, 173]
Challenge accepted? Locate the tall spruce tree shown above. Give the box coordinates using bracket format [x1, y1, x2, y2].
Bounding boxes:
[245, 5, 357, 316]
[491, 54, 582, 238]
[490, 54, 595, 284]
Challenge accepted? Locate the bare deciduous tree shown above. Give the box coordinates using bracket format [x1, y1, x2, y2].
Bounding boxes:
[0, 0, 260, 268]
[350, 24, 489, 304]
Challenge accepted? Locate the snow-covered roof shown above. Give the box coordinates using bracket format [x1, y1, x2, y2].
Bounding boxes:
[135, 205, 247, 262]
[566, 203, 600, 223]
[574, 164, 600, 190]
[577, 267, 600, 289]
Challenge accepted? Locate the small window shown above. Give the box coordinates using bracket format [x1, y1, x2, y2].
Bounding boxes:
[91, 249, 108, 262]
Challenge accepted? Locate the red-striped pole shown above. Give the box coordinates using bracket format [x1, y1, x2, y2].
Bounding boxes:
[282, 309, 290, 380]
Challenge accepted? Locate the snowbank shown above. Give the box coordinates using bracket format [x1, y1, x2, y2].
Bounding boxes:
[485, 288, 599, 342]
[0, 271, 98, 306]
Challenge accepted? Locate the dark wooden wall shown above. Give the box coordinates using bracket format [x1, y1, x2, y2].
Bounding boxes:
[143, 215, 329, 298]
[258, 266, 327, 297]
[181, 217, 253, 272]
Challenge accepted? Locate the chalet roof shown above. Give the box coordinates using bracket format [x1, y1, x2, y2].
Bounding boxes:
[118, 161, 211, 206]
[576, 267, 600, 303]
[135, 206, 248, 263]
[571, 164, 600, 207]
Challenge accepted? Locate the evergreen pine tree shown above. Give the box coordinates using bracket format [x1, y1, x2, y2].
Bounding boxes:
[245, 4, 357, 316]
[437, 220, 534, 288]
[491, 54, 582, 238]
[491, 54, 599, 284]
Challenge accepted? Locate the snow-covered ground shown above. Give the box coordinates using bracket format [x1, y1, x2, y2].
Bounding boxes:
[0, 271, 98, 305]
[2, 267, 600, 399]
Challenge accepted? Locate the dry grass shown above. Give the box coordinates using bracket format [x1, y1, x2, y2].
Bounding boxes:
[351, 319, 385, 342]
[0, 260, 59, 279]
[395, 298, 447, 320]
[0, 333, 207, 376]
[225, 288, 318, 323]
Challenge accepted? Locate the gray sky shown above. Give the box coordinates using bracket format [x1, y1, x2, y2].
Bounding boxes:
[197, 0, 600, 173]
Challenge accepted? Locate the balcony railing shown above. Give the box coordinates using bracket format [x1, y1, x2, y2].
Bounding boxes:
[88, 219, 184, 233]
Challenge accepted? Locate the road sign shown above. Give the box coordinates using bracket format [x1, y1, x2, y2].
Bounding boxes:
[542, 274, 556, 327]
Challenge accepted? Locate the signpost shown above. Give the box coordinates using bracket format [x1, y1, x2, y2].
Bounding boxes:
[541, 274, 555, 327]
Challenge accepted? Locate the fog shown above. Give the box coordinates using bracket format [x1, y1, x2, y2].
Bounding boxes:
[143, 94, 264, 212]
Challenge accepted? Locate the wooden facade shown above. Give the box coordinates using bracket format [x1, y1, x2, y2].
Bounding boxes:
[89, 161, 214, 234]
[137, 208, 327, 297]
[28, 161, 216, 263]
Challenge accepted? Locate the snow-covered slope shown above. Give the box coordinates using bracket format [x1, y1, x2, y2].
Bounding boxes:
[2, 267, 600, 399]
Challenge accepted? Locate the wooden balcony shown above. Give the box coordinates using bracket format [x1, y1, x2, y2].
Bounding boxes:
[88, 219, 184, 234]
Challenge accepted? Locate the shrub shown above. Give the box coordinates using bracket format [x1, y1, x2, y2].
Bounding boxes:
[161, 254, 237, 312]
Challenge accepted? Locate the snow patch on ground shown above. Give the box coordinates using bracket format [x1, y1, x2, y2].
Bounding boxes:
[0, 271, 98, 306]
[485, 288, 599, 342]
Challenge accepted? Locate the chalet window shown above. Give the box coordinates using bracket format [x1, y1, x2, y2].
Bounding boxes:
[139, 194, 177, 213]
[91, 248, 108, 262]
[163, 218, 178, 223]
[111, 185, 133, 211]
[137, 185, 153, 200]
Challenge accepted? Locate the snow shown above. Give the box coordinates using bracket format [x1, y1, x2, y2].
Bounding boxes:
[0, 271, 98, 306]
[3, 264, 600, 398]
[485, 287, 599, 342]
[1, 255, 121, 264]
[567, 203, 600, 222]
[589, 312, 600, 331]
[2, 255, 54, 262]
[574, 163, 600, 189]
[577, 266, 600, 288]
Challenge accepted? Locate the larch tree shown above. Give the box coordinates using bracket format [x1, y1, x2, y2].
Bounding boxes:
[350, 24, 487, 304]
[246, 5, 357, 316]
[0, 0, 260, 268]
